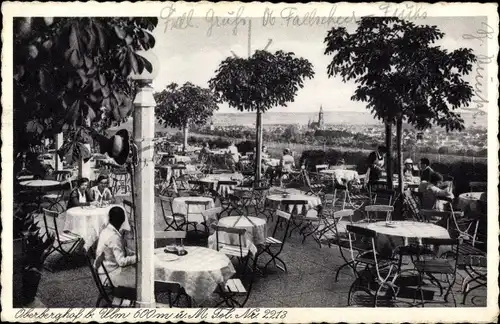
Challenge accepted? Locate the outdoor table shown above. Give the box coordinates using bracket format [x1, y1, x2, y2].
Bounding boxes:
[266, 193, 322, 215]
[172, 196, 215, 224]
[212, 215, 267, 247]
[355, 220, 450, 257]
[263, 158, 280, 167]
[199, 173, 243, 197]
[320, 169, 359, 184]
[19, 179, 61, 189]
[457, 192, 486, 213]
[329, 165, 357, 170]
[63, 204, 131, 250]
[154, 246, 235, 304]
[174, 155, 192, 164]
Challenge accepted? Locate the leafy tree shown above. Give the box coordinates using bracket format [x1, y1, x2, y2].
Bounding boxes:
[14, 17, 158, 164]
[324, 17, 476, 199]
[209, 50, 314, 180]
[154, 82, 219, 151]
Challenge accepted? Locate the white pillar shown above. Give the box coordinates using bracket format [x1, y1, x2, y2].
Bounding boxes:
[78, 144, 91, 179]
[55, 133, 63, 171]
[133, 80, 156, 308]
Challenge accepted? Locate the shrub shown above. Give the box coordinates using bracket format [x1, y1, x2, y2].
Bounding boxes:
[236, 140, 255, 154]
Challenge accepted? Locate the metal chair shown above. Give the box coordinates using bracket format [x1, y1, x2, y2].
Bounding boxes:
[345, 225, 399, 307]
[214, 226, 250, 273]
[412, 237, 460, 307]
[42, 208, 83, 269]
[256, 210, 292, 273]
[185, 199, 211, 235]
[364, 205, 394, 222]
[158, 195, 186, 231]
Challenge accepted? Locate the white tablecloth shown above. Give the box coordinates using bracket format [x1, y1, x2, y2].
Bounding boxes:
[457, 192, 486, 213]
[172, 197, 215, 224]
[154, 246, 235, 303]
[208, 216, 267, 255]
[63, 205, 131, 250]
[263, 158, 280, 167]
[320, 169, 359, 184]
[199, 173, 243, 197]
[20, 180, 61, 188]
[362, 221, 450, 245]
[174, 155, 192, 164]
[266, 194, 322, 215]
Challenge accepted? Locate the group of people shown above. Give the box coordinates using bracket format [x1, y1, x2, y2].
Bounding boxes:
[67, 175, 114, 209]
[367, 145, 453, 211]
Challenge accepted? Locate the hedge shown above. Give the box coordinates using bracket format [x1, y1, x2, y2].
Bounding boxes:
[299, 149, 487, 195]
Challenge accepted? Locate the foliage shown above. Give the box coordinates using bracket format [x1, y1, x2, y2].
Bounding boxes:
[324, 17, 476, 131]
[14, 17, 158, 159]
[236, 140, 256, 154]
[209, 50, 314, 112]
[154, 82, 219, 129]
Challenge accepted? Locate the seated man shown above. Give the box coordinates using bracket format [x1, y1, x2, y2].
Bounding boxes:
[419, 158, 434, 182]
[90, 175, 114, 203]
[421, 172, 454, 211]
[96, 206, 136, 288]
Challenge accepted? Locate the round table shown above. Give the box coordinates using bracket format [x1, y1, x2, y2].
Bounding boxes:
[154, 246, 235, 303]
[457, 192, 486, 213]
[320, 169, 359, 182]
[172, 196, 215, 224]
[199, 173, 243, 197]
[19, 179, 61, 189]
[360, 221, 450, 256]
[63, 205, 131, 250]
[266, 194, 322, 215]
[174, 155, 192, 163]
[218, 216, 267, 245]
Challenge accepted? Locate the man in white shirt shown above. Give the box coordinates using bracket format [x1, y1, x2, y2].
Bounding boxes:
[96, 206, 136, 288]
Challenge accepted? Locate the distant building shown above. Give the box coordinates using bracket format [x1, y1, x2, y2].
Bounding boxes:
[307, 106, 325, 130]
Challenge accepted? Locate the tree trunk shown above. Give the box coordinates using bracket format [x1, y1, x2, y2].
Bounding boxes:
[182, 124, 188, 153]
[396, 117, 404, 203]
[255, 108, 262, 182]
[385, 122, 393, 190]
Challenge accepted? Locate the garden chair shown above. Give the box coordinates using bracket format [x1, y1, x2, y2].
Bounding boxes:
[256, 210, 292, 273]
[301, 170, 326, 196]
[412, 238, 460, 307]
[214, 226, 250, 274]
[364, 205, 394, 223]
[459, 246, 486, 305]
[110, 168, 131, 196]
[158, 195, 186, 231]
[280, 199, 309, 238]
[215, 251, 258, 308]
[185, 199, 212, 236]
[42, 208, 83, 270]
[345, 225, 400, 307]
[201, 207, 223, 227]
[86, 244, 137, 308]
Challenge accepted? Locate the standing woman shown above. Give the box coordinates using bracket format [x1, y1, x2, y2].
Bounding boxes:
[366, 145, 387, 185]
[67, 177, 93, 209]
[90, 175, 114, 203]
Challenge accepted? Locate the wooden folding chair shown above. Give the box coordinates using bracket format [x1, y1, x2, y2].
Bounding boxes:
[256, 210, 292, 273]
[42, 208, 83, 269]
[158, 195, 186, 231]
[214, 226, 250, 273]
[185, 199, 211, 235]
[364, 205, 394, 222]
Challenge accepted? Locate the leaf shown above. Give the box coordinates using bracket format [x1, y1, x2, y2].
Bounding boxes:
[114, 25, 126, 39]
[129, 50, 139, 74]
[69, 24, 79, 49]
[69, 49, 82, 67]
[28, 45, 38, 58]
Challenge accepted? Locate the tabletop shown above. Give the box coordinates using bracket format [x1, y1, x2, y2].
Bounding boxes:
[361, 221, 450, 240]
[218, 215, 266, 229]
[154, 246, 235, 303]
[267, 193, 321, 204]
[19, 180, 61, 187]
[459, 192, 486, 201]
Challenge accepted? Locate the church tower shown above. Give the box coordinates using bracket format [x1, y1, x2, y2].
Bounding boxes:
[318, 105, 324, 130]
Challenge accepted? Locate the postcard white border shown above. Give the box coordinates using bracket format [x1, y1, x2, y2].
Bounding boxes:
[2, 2, 499, 323]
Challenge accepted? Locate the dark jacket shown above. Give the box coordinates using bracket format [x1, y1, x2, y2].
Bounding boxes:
[421, 167, 434, 182]
[67, 188, 93, 210]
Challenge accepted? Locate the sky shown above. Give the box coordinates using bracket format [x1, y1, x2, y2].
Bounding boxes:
[150, 15, 488, 114]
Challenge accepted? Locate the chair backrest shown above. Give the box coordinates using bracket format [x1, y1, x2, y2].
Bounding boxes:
[42, 208, 63, 243]
[214, 226, 247, 258]
[270, 210, 292, 247]
[364, 204, 394, 222]
[281, 199, 309, 216]
[86, 245, 113, 306]
[316, 164, 329, 172]
[403, 189, 422, 221]
[333, 209, 355, 220]
[155, 230, 186, 248]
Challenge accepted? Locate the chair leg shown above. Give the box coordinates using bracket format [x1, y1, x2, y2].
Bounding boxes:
[335, 261, 352, 282]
